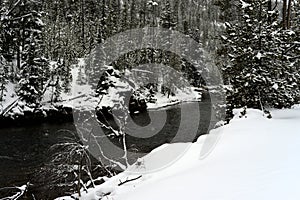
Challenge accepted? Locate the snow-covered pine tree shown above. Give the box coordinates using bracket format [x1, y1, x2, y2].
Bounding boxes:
[220, 0, 300, 118]
[289, 0, 300, 102]
[16, 0, 50, 106]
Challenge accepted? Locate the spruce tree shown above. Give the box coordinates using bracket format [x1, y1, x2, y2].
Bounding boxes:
[16, 0, 50, 106]
[219, 0, 300, 117]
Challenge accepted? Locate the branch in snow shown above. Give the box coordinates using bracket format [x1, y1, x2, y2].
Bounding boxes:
[118, 175, 142, 186]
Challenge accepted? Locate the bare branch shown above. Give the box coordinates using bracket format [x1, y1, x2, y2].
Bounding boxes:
[118, 175, 142, 186]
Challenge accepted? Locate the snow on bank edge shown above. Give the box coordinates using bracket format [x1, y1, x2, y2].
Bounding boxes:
[56, 106, 300, 200]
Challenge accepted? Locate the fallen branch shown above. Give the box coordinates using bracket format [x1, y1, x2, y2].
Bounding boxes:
[0, 98, 19, 117]
[42, 94, 87, 104]
[61, 94, 87, 102]
[118, 175, 142, 186]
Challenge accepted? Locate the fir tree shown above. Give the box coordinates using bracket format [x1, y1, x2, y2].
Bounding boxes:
[15, 0, 50, 106]
[219, 0, 300, 117]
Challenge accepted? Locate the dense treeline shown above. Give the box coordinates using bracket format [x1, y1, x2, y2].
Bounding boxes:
[0, 0, 299, 117]
[0, 0, 220, 107]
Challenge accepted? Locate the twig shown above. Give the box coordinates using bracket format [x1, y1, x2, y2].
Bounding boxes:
[118, 175, 142, 186]
[43, 94, 87, 104]
[258, 90, 265, 114]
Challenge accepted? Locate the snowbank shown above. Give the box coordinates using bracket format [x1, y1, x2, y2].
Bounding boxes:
[57, 106, 300, 200]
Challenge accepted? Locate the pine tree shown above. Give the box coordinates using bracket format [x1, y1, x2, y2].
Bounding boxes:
[219, 0, 300, 117]
[0, 2, 9, 102]
[0, 54, 8, 102]
[15, 0, 50, 106]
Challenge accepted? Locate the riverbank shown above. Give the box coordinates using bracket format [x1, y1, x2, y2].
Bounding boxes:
[0, 61, 205, 127]
[0, 98, 208, 128]
[0, 105, 74, 128]
[56, 105, 300, 200]
[0, 100, 215, 200]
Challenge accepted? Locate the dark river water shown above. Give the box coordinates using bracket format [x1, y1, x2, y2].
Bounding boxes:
[0, 101, 216, 199]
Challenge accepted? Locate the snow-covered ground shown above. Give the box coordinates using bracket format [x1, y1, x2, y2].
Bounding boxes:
[147, 87, 201, 110]
[1, 59, 202, 117]
[0, 83, 18, 113]
[57, 106, 300, 200]
[66, 59, 201, 111]
[42, 59, 99, 111]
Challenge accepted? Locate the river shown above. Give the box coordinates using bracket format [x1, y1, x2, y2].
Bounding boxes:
[0, 101, 216, 199]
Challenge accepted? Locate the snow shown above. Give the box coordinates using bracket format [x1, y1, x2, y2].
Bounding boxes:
[255, 52, 263, 60]
[44, 60, 202, 112]
[0, 83, 17, 108]
[78, 58, 86, 67]
[99, 74, 134, 109]
[272, 83, 279, 90]
[0, 82, 18, 115]
[240, 0, 251, 9]
[147, 87, 201, 110]
[56, 106, 300, 200]
[1, 59, 203, 117]
[286, 30, 295, 35]
[147, 0, 158, 6]
[42, 61, 99, 111]
[84, 65, 202, 110]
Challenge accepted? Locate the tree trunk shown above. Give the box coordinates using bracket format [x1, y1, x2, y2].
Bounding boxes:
[268, 0, 272, 23]
[287, 0, 292, 28]
[282, 0, 287, 29]
[17, 45, 21, 70]
[81, 0, 85, 52]
[0, 84, 4, 102]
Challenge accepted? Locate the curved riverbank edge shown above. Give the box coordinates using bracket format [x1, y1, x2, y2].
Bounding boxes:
[0, 105, 74, 128]
[0, 99, 207, 128]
